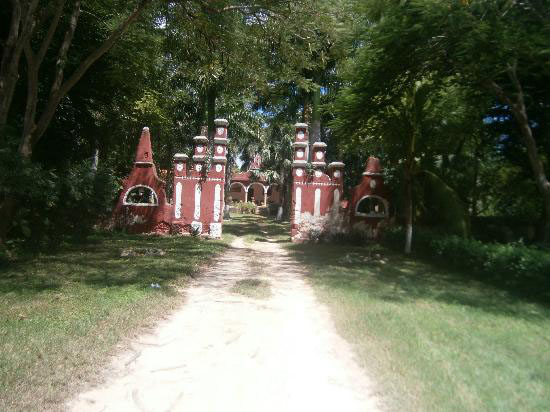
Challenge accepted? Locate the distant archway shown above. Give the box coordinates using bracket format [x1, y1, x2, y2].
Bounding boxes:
[229, 182, 247, 202]
[248, 182, 268, 206]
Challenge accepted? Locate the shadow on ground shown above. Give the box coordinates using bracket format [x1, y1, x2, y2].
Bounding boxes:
[286, 241, 550, 320]
[0, 232, 230, 295]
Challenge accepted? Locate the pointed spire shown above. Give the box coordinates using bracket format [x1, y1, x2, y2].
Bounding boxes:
[363, 157, 382, 175]
[135, 127, 153, 164]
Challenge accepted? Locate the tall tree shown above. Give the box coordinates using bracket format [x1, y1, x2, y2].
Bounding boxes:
[0, 0, 152, 241]
[334, 0, 550, 241]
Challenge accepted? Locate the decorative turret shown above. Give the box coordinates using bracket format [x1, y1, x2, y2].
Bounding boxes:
[364, 156, 382, 175]
[328, 161, 345, 183]
[173, 153, 188, 178]
[311, 142, 327, 169]
[135, 127, 153, 165]
[211, 119, 228, 178]
[292, 123, 308, 180]
[191, 134, 209, 176]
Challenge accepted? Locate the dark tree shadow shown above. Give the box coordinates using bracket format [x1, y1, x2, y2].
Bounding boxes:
[286, 242, 550, 321]
[0, 232, 230, 295]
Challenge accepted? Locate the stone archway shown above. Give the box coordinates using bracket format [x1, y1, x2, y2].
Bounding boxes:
[229, 182, 248, 203]
[248, 182, 268, 206]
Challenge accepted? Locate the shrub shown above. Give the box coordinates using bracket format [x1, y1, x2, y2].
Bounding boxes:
[383, 227, 550, 279]
[0, 152, 120, 249]
[236, 201, 257, 214]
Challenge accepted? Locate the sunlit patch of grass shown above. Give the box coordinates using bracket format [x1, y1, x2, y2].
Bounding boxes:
[287, 242, 550, 411]
[0, 232, 230, 411]
[224, 214, 290, 245]
[230, 278, 272, 299]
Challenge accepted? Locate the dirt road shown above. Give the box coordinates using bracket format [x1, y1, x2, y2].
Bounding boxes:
[68, 234, 379, 412]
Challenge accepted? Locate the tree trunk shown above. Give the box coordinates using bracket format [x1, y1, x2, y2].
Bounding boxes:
[196, 90, 206, 135]
[309, 85, 321, 161]
[276, 165, 286, 221]
[470, 138, 481, 219]
[0, 0, 40, 140]
[206, 85, 216, 142]
[0, 195, 17, 244]
[311, 84, 321, 142]
[0, 0, 151, 243]
[491, 69, 550, 242]
[91, 146, 99, 174]
[404, 172, 413, 254]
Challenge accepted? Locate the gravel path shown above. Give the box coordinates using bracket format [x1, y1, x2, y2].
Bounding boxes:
[68, 235, 379, 412]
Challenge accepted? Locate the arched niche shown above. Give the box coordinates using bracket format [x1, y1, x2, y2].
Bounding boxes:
[123, 185, 159, 206]
[355, 195, 388, 218]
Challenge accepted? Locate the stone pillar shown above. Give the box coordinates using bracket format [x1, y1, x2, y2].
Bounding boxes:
[292, 123, 308, 181]
[328, 161, 345, 188]
[291, 123, 308, 238]
[211, 119, 228, 180]
[210, 118, 229, 238]
[190, 135, 208, 235]
[328, 161, 345, 213]
[172, 153, 188, 221]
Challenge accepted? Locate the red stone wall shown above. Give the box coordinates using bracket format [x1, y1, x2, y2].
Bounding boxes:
[113, 128, 173, 234]
[349, 157, 390, 238]
[113, 120, 229, 238]
[290, 124, 345, 241]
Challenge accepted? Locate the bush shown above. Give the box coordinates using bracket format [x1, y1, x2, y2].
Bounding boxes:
[0, 152, 120, 249]
[383, 227, 550, 279]
[235, 201, 257, 214]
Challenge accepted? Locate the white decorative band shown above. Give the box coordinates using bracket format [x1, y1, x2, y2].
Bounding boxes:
[363, 172, 383, 176]
[295, 122, 308, 128]
[214, 137, 228, 144]
[312, 142, 327, 148]
[175, 176, 224, 182]
[312, 162, 327, 167]
[328, 162, 345, 169]
[295, 182, 341, 187]
[292, 142, 308, 147]
[292, 160, 307, 167]
[173, 153, 188, 160]
[193, 136, 209, 142]
[135, 161, 153, 165]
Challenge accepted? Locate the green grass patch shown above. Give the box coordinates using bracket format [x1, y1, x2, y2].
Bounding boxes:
[0, 231, 229, 411]
[230, 278, 272, 299]
[287, 241, 550, 411]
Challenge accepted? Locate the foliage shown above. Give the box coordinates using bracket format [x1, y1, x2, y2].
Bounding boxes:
[329, 0, 550, 241]
[0, 148, 119, 248]
[383, 227, 550, 281]
[235, 201, 257, 214]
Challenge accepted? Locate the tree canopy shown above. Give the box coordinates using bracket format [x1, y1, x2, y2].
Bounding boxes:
[1, 0, 549, 248]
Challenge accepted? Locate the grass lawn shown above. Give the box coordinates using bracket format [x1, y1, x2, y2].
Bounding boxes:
[287, 241, 550, 411]
[0, 231, 229, 411]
